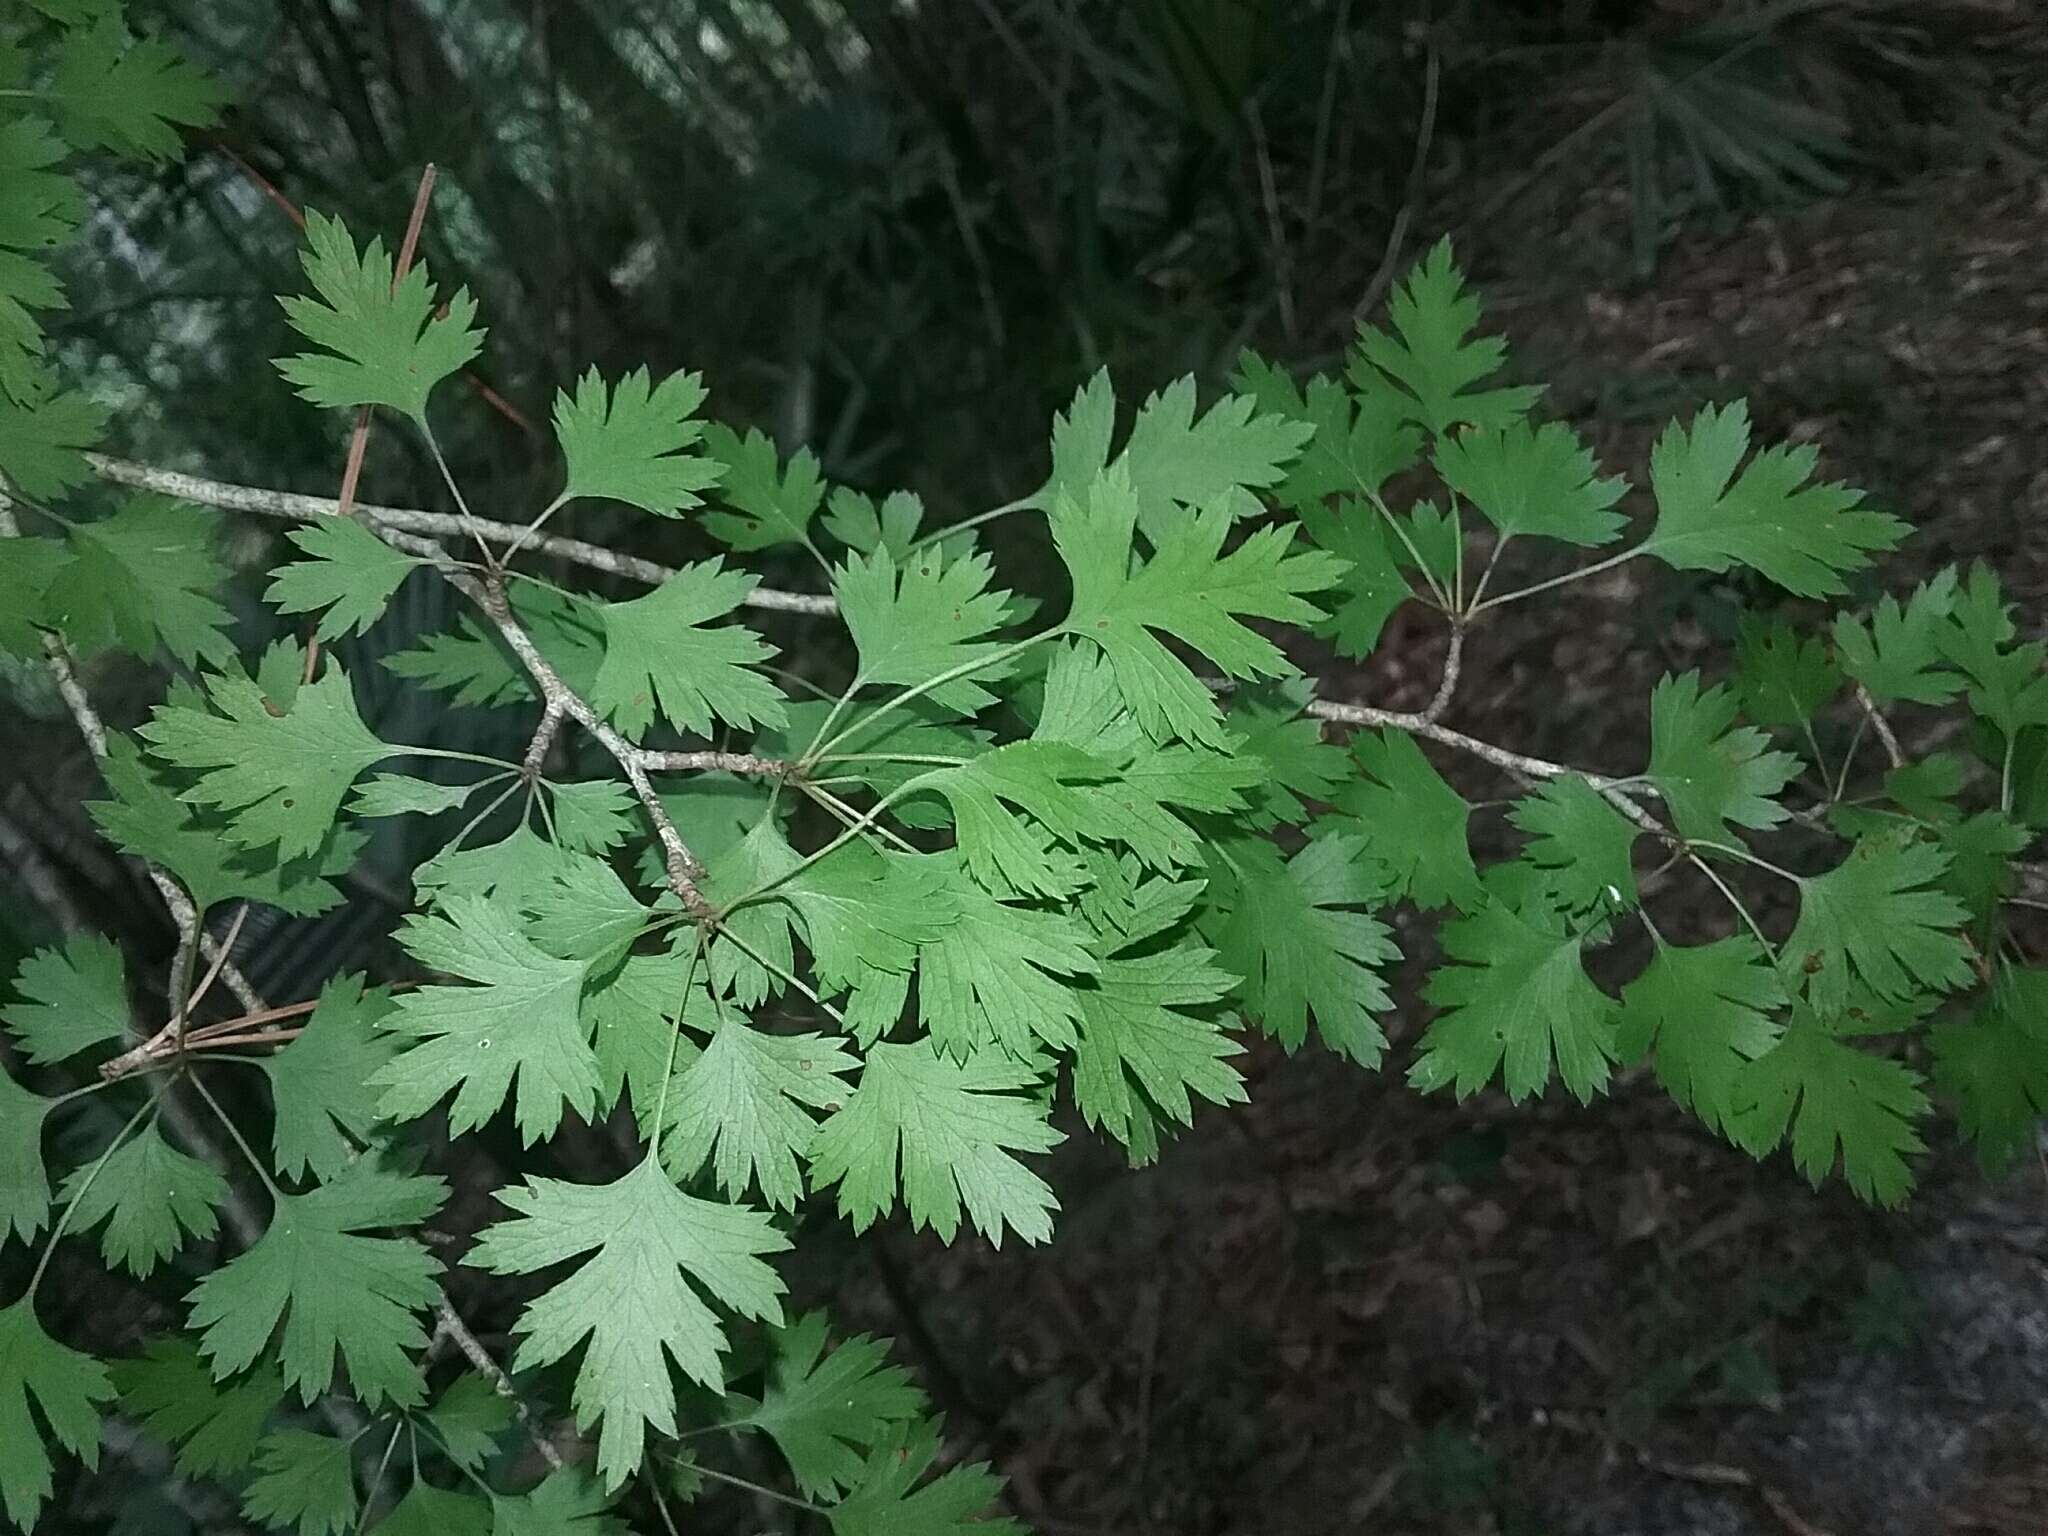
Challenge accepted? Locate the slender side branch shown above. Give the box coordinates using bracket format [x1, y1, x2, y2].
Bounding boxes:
[1853, 683, 1906, 770]
[0, 496, 265, 1029]
[85, 454, 835, 614]
[435, 1299, 566, 1471]
[449, 570, 716, 919]
[638, 750, 792, 778]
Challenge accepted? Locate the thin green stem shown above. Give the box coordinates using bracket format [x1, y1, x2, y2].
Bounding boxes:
[441, 779, 525, 867]
[1687, 839, 1803, 886]
[647, 937, 706, 1163]
[718, 931, 846, 1026]
[418, 418, 498, 569]
[27, 1096, 156, 1298]
[2001, 736, 2017, 813]
[355, 1424, 406, 1534]
[189, 1068, 284, 1201]
[1689, 854, 1776, 958]
[911, 494, 1035, 549]
[723, 780, 920, 912]
[692, 1464, 827, 1516]
[499, 490, 571, 567]
[1450, 499, 1467, 612]
[811, 632, 1052, 762]
[1832, 712, 1870, 802]
[1469, 545, 1644, 616]
[1364, 489, 1450, 610]
[800, 781, 921, 854]
[809, 751, 970, 768]
[402, 746, 524, 773]
[1464, 535, 1510, 614]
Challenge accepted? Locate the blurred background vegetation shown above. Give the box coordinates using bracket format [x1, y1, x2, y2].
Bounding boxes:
[12, 1, 2048, 1531]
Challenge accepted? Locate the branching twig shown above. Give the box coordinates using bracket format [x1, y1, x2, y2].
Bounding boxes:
[85, 455, 836, 613]
[435, 1298, 566, 1471]
[1853, 682, 1905, 770]
[452, 570, 716, 919]
[638, 750, 791, 777]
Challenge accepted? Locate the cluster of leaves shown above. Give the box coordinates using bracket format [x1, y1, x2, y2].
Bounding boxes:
[3, 7, 2046, 1533]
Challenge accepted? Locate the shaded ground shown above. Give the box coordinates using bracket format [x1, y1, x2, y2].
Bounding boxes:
[818, 161, 2048, 1535]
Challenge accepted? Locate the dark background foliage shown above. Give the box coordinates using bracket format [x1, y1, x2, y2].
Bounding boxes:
[7, 2, 2047, 1531]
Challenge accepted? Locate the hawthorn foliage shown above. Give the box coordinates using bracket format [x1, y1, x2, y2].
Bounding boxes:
[3, 8, 2047, 1534]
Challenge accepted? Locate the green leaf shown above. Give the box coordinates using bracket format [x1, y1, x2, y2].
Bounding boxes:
[827, 1422, 1025, 1536]
[1225, 682, 1347, 826]
[468, 1156, 788, 1489]
[1646, 671, 1800, 845]
[87, 736, 361, 918]
[835, 544, 1019, 715]
[1434, 419, 1626, 547]
[0, 389, 105, 499]
[1509, 776, 1641, 916]
[1054, 467, 1344, 747]
[554, 366, 719, 516]
[591, 559, 785, 740]
[733, 1313, 927, 1500]
[905, 742, 1110, 900]
[0, 1066, 53, 1244]
[1931, 967, 2048, 1169]
[1071, 921, 1245, 1151]
[823, 486, 924, 560]
[0, 532, 65, 654]
[58, 1122, 225, 1279]
[0, 1299, 113, 1532]
[264, 972, 401, 1182]
[1736, 614, 1840, 728]
[809, 1040, 1062, 1247]
[546, 778, 637, 854]
[661, 1021, 857, 1211]
[1786, 837, 1973, 1014]
[1641, 400, 1905, 596]
[349, 773, 479, 818]
[1036, 368, 1314, 540]
[703, 819, 804, 1007]
[46, 495, 234, 666]
[140, 663, 393, 860]
[1210, 831, 1397, 1066]
[414, 822, 578, 911]
[913, 857, 1094, 1060]
[384, 585, 604, 710]
[265, 518, 419, 641]
[489, 1470, 627, 1535]
[1728, 1008, 1928, 1205]
[275, 210, 484, 419]
[1410, 893, 1618, 1104]
[1831, 568, 1961, 706]
[421, 1372, 514, 1472]
[1936, 563, 2048, 739]
[368, 1480, 491, 1536]
[0, 117, 85, 259]
[1295, 497, 1413, 658]
[373, 895, 601, 1145]
[1351, 239, 1541, 435]
[1229, 352, 1422, 510]
[581, 947, 714, 1124]
[699, 424, 824, 552]
[781, 843, 957, 999]
[44, 19, 225, 160]
[1335, 730, 1482, 911]
[1615, 937, 1785, 1135]
[112, 1338, 287, 1480]
[3, 932, 127, 1065]
[241, 1429, 356, 1536]
[184, 1164, 446, 1409]
[521, 852, 653, 969]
